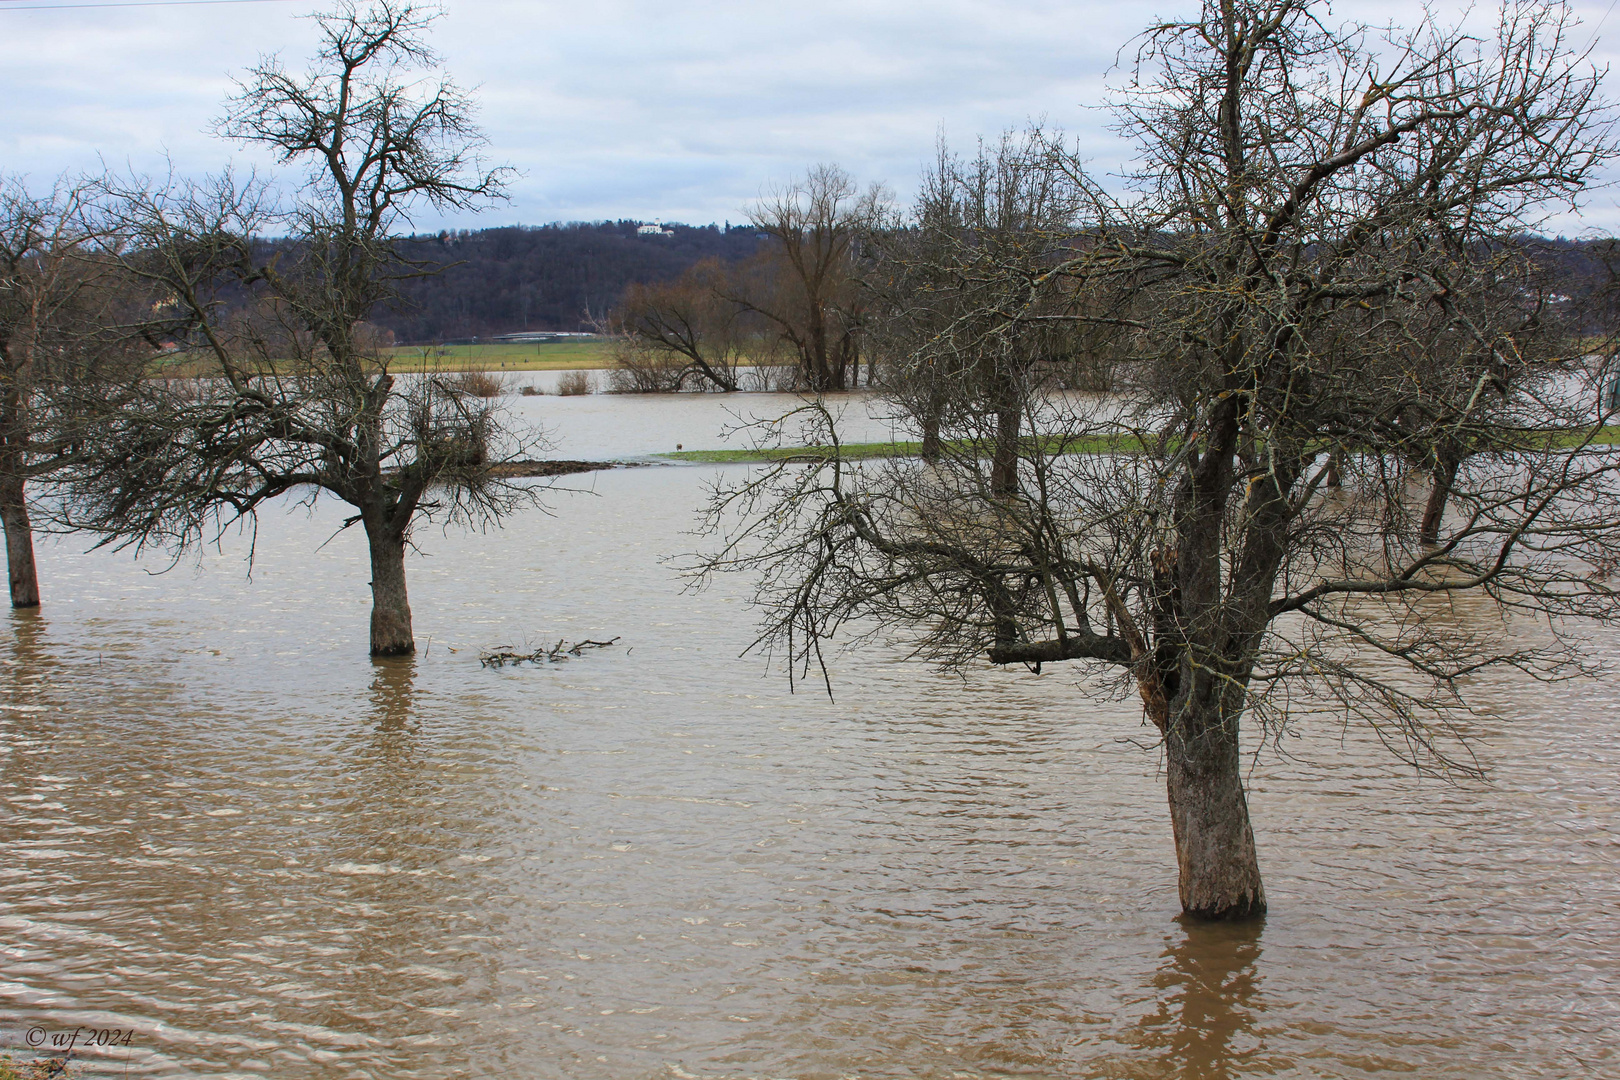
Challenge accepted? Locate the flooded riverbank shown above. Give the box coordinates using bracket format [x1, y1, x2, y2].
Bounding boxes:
[1, 452, 1617, 1077]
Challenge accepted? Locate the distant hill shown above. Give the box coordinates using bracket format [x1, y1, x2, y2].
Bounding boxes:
[379, 221, 764, 343]
[370, 225, 1617, 345]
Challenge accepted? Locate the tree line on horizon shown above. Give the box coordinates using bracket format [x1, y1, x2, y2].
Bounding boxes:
[370, 207, 1620, 374]
[608, 194, 1620, 397]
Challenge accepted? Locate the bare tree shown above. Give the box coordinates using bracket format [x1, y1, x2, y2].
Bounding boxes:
[65, 0, 523, 655]
[0, 178, 141, 609]
[698, 0, 1620, 920]
[611, 168, 886, 394]
[736, 165, 886, 392]
[864, 130, 1115, 487]
[610, 258, 755, 392]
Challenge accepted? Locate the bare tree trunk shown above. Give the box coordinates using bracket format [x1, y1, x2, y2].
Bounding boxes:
[1419, 456, 1459, 545]
[806, 309, 832, 392]
[1165, 703, 1266, 921]
[991, 400, 1020, 495]
[366, 521, 414, 656]
[921, 408, 942, 462]
[0, 474, 39, 609]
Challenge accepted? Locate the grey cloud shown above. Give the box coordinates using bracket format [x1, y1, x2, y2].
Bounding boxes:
[1, 0, 1616, 231]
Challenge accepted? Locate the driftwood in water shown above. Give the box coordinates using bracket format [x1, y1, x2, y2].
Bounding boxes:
[480, 637, 621, 667]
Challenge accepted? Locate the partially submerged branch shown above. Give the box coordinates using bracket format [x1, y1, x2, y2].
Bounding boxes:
[479, 637, 622, 667]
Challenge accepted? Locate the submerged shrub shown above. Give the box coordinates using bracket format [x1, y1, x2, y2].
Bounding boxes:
[443, 370, 507, 398]
[556, 369, 593, 396]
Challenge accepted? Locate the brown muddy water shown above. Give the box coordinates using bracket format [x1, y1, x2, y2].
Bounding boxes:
[2, 395, 1618, 1078]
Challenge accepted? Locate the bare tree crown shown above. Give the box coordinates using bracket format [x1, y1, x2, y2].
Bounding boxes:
[221, 0, 508, 232]
[63, 1, 527, 656]
[699, 0, 1620, 824]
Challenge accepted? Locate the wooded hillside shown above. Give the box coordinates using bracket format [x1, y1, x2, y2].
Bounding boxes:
[380, 221, 765, 342]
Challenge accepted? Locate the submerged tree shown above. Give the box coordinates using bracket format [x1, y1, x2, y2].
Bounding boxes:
[66, 0, 524, 655]
[864, 130, 1114, 484]
[737, 165, 885, 392]
[611, 258, 757, 392]
[699, 0, 1620, 919]
[0, 179, 142, 609]
[614, 166, 885, 393]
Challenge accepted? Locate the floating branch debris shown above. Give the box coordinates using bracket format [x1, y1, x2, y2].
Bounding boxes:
[479, 638, 622, 667]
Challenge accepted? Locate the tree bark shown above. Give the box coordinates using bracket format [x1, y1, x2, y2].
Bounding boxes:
[365, 521, 415, 656]
[806, 306, 835, 392]
[0, 474, 39, 609]
[1165, 703, 1266, 921]
[1419, 455, 1459, 545]
[921, 406, 942, 462]
[991, 399, 1020, 495]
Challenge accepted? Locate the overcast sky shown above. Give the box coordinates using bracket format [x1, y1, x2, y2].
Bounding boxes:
[4, 0, 1620, 233]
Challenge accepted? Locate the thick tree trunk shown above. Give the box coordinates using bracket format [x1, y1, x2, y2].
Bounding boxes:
[805, 307, 837, 392]
[991, 400, 1020, 495]
[0, 475, 39, 609]
[1419, 456, 1459, 545]
[366, 523, 415, 656]
[802, 348, 832, 392]
[921, 402, 942, 462]
[1165, 704, 1266, 921]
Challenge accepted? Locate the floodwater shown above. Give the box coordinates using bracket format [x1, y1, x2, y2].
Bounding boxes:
[1, 393, 1617, 1078]
[503, 385, 905, 460]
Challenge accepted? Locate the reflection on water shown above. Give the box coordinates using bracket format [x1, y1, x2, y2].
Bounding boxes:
[367, 656, 418, 732]
[1134, 919, 1266, 1079]
[0, 464, 1617, 1078]
[6, 607, 45, 667]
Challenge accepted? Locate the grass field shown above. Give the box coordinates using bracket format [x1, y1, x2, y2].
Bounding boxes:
[385, 341, 618, 371]
[660, 427, 1620, 464]
[659, 434, 1140, 463]
[660, 441, 925, 463]
[149, 340, 620, 378]
[1556, 424, 1620, 446]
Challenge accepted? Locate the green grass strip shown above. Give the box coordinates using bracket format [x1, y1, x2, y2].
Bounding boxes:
[659, 433, 1140, 463]
[659, 442, 920, 463]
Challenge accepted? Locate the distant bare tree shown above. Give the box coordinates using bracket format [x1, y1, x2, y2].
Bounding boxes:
[736, 165, 887, 392]
[611, 258, 755, 392]
[608, 171, 885, 394]
[864, 130, 1115, 486]
[699, 0, 1620, 920]
[66, 0, 524, 655]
